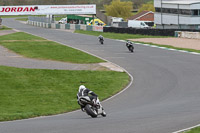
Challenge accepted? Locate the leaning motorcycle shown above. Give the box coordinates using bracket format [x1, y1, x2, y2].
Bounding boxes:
[126, 44, 134, 52]
[78, 96, 106, 118]
[99, 38, 104, 44]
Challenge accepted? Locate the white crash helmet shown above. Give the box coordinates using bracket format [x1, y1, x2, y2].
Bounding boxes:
[79, 85, 86, 92]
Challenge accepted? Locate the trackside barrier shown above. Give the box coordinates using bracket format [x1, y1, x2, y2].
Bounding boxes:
[56, 24, 60, 29]
[70, 24, 76, 30]
[80, 25, 86, 30]
[75, 24, 80, 30]
[175, 31, 200, 39]
[60, 24, 65, 29]
[27, 20, 104, 32]
[51, 23, 56, 29]
[65, 24, 70, 29]
[86, 25, 93, 31]
[93, 26, 103, 32]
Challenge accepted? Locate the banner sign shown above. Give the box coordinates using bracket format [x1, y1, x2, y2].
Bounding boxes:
[0, 5, 96, 15]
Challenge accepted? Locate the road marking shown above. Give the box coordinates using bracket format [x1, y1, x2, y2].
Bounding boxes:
[172, 124, 200, 133]
[133, 42, 200, 56]
[115, 39, 200, 56]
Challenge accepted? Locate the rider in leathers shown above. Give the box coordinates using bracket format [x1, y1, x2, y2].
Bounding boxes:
[126, 40, 134, 52]
[98, 35, 104, 42]
[77, 85, 98, 111]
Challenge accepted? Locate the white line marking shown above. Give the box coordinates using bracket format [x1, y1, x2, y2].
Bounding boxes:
[172, 124, 200, 133]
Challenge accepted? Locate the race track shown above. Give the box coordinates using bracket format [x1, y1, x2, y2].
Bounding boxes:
[1, 18, 200, 133]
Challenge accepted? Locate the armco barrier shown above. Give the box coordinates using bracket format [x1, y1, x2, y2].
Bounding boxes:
[65, 24, 70, 29]
[56, 24, 60, 29]
[51, 23, 56, 29]
[93, 26, 103, 32]
[80, 25, 86, 30]
[60, 24, 65, 29]
[47, 23, 51, 28]
[70, 24, 76, 30]
[27, 20, 103, 32]
[86, 25, 93, 31]
[75, 24, 80, 30]
[175, 31, 200, 39]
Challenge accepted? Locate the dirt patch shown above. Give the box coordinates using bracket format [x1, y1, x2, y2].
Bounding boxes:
[0, 29, 17, 36]
[129, 38, 200, 50]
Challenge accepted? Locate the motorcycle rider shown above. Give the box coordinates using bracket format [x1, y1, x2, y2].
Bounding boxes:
[98, 35, 104, 42]
[77, 85, 98, 112]
[126, 40, 134, 52]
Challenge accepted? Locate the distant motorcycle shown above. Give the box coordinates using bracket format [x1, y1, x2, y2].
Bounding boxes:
[126, 41, 134, 52]
[98, 35, 104, 44]
[78, 96, 106, 118]
[99, 38, 104, 44]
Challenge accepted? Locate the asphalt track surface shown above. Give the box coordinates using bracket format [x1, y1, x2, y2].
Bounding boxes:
[1, 18, 200, 133]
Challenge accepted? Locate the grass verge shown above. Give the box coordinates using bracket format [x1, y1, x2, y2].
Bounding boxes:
[0, 32, 104, 63]
[0, 65, 129, 121]
[0, 25, 12, 30]
[75, 30, 169, 40]
[184, 127, 200, 133]
[15, 18, 28, 21]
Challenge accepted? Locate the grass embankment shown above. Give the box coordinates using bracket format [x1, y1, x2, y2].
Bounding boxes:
[0, 32, 104, 63]
[0, 32, 130, 121]
[0, 25, 12, 30]
[75, 30, 167, 40]
[15, 18, 28, 21]
[0, 66, 129, 121]
[183, 127, 200, 133]
[75, 30, 200, 53]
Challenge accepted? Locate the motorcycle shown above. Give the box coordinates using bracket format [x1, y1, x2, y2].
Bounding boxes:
[78, 96, 106, 118]
[99, 38, 104, 44]
[126, 43, 134, 52]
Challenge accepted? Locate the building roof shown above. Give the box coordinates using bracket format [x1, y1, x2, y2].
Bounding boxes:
[127, 11, 154, 21]
[163, 0, 200, 5]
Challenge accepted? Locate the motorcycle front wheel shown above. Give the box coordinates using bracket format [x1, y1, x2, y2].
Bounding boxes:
[85, 104, 98, 118]
[101, 109, 106, 117]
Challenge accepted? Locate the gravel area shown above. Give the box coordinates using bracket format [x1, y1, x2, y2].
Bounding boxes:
[130, 37, 200, 50]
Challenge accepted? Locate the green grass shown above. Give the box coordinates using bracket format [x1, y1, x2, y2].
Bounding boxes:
[0, 25, 12, 30]
[75, 30, 169, 40]
[184, 127, 200, 133]
[0, 65, 129, 121]
[1, 15, 29, 18]
[0, 32, 45, 41]
[0, 32, 104, 63]
[15, 18, 28, 21]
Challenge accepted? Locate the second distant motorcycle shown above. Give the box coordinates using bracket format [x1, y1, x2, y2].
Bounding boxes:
[98, 35, 104, 44]
[126, 41, 134, 52]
